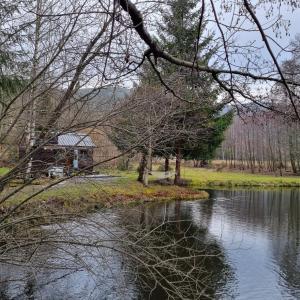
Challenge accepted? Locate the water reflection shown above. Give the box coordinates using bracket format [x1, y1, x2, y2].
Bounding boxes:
[200, 189, 300, 299]
[0, 217, 139, 299]
[0, 189, 299, 299]
[119, 200, 234, 299]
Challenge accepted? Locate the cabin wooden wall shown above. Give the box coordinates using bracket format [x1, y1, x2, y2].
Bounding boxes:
[81, 128, 120, 167]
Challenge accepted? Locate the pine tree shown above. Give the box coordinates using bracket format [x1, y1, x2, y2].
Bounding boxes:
[156, 0, 231, 184]
[113, 0, 232, 185]
[0, 2, 25, 140]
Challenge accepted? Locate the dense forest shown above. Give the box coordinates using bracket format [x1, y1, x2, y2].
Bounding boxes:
[218, 112, 300, 175]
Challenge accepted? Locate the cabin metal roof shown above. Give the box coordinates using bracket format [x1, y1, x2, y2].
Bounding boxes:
[58, 133, 96, 148]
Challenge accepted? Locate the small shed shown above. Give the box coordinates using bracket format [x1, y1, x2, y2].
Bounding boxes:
[19, 132, 96, 176]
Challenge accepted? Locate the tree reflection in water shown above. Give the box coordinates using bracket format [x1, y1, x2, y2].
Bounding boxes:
[119, 200, 234, 299]
[1, 189, 299, 299]
[208, 189, 300, 299]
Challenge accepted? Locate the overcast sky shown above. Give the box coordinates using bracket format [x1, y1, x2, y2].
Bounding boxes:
[125, 1, 300, 88]
[216, 2, 300, 63]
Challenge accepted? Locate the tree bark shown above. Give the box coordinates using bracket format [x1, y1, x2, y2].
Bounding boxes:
[142, 135, 152, 186]
[138, 153, 147, 183]
[174, 147, 181, 185]
[25, 0, 42, 180]
[164, 157, 169, 174]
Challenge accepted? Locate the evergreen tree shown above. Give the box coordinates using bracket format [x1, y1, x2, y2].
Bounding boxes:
[0, 2, 25, 139]
[183, 111, 233, 166]
[112, 0, 232, 185]
[156, 0, 232, 184]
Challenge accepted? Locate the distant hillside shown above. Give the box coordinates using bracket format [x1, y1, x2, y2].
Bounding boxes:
[76, 86, 130, 111]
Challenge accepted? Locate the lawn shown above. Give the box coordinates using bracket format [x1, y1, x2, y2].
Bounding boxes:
[2, 166, 299, 215]
[1, 177, 209, 217]
[0, 167, 9, 176]
[115, 166, 300, 188]
[180, 167, 300, 187]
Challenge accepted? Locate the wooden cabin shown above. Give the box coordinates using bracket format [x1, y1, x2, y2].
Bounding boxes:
[19, 132, 96, 176]
[80, 128, 120, 167]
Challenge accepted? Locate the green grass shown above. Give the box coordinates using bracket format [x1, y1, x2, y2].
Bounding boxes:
[109, 166, 300, 188]
[3, 166, 299, 216]
[4, 176, 209, 213]
[0, 167, 10, 176]
[180, 167, 300, 188]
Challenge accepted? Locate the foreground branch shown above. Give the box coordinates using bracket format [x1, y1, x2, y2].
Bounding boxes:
[118, 0, 300, 87]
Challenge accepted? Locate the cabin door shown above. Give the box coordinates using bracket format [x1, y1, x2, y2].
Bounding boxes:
[73, 149, 79, 170]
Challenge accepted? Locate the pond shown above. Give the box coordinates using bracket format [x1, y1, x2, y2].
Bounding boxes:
[0, 189, 299, 299]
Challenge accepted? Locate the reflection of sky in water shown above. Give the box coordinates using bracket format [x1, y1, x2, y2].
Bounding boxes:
[0, 215, 139, 300]
[0, 189, 299, 299]
[186, 189, 300, 300]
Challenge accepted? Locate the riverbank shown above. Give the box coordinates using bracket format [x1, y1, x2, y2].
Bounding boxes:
[182, 167, 300, 187]
[1, 178, 209, 217]
[1, 166, 299, 217]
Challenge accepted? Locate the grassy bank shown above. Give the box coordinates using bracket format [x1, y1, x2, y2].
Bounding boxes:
[1, 178, 209, 217]
[116, 166, 300, 188]
[181, 167, 300, 187]
[1, 166, 299, 217]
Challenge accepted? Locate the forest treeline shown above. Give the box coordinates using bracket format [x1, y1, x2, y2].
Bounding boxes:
[216, 34, 300, 176]
[217, 112, 300, 175]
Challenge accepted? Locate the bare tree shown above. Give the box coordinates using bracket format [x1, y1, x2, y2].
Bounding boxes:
[0, 0, 300, 298]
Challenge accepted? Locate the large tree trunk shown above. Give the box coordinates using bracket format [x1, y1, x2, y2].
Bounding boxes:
[142, 136, 152, 186]
[149, 155, 153, 172]
[138, 140, 152, 186]
[174, 147, 181, 185]
[25, 0, 42, 180]
[164, 157, 169, 174]
[138, 153, 147, 183]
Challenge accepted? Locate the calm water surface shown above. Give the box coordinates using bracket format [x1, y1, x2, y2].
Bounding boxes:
[0, 189, 299, 299]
